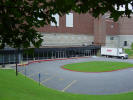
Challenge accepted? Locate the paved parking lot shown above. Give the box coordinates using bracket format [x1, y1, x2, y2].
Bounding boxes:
[18, 57, 133, 95]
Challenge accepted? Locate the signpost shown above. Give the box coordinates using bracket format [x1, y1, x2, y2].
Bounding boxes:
[39, 73, 41, 86]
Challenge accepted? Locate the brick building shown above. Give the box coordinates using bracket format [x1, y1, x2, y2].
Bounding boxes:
[3, 12, 133, 64]
[38, 12, 133, 48]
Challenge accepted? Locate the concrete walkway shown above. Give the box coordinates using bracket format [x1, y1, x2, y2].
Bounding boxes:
[0, 64, 15, 69]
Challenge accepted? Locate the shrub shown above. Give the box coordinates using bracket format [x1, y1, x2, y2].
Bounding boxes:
[131, 43, 133, 50]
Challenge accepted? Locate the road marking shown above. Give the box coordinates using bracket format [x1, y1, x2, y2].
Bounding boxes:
[44, 72, 49, 75]
[59, 78, 64, 81]
[62, 80, 77, 92]
[41, 74, 58, 83]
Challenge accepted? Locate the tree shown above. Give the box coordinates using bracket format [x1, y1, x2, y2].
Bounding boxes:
[0, 0, 133, 48]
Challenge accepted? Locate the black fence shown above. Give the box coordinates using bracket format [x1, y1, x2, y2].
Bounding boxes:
[0, 45, 100, 64]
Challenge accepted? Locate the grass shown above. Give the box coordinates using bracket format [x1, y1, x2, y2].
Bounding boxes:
[63, 61, 133, 72]
[124, 49, 133, 58]
[0, 69, 133, 100]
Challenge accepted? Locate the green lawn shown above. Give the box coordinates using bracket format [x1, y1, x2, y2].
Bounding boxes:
[0, 69, 133, 100]
[63, 61, 133, 72]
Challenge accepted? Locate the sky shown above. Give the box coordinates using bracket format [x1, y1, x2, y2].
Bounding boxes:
[118, 4, 133, 11]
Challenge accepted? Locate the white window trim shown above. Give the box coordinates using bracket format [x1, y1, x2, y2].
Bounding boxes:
[66, 13, 73, 27]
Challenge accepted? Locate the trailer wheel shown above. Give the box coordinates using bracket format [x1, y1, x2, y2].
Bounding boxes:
[121, 57, 124, 59]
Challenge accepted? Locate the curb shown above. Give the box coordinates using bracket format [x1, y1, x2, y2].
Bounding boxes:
[61, 65, 133, 73]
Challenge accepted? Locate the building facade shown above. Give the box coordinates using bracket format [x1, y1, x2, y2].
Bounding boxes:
[105, 16, 133, 48]
[38, 12, 133, 48]
[38, 13, 94, 47]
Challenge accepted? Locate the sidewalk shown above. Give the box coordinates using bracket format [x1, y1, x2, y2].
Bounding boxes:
[0, 61, 28, 69]
[0, 64, 15, 69]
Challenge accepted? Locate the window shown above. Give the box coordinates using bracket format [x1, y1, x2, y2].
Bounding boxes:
[124, 41, 127, 46]
[66, 13, 73, 27]
[110, 37, 114, 40]
[50, 14, 59, 26]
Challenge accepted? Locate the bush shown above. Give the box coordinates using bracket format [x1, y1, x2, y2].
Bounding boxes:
[131, 43, 133, 50]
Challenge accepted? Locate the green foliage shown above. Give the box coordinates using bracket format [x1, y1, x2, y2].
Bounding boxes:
[131, 43, 133, 50]
[0, 0, 133, 48]
[124, 49, 133, 58]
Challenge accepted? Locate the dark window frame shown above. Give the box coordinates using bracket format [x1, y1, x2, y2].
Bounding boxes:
[123, 41, 127, 46]
[110, 37, 114, 40]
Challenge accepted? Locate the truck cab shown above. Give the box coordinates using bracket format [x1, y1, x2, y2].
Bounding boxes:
[118, 52, 128, 59]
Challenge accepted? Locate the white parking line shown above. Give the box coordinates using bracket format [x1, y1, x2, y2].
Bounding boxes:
[62, 80, 77, 92]
[44, 72, 49, 75]
[59, 78, 64, 81]
[41, 74, 58, 83]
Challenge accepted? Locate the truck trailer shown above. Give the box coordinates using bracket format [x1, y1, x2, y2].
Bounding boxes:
[101, 47, 128, 59]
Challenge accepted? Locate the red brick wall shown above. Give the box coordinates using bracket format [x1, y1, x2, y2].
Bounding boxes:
[38, 13, 133, 46]
[38, 13, 94, 35]
[106, 19, 119, 35]
[94, 17, 106, 45]
[118, 17, 133, 35]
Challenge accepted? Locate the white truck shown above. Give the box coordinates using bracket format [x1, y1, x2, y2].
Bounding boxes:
[101, 47, 128, 59]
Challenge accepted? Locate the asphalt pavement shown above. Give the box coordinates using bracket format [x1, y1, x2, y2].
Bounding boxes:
[17, 57, 133, 95]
